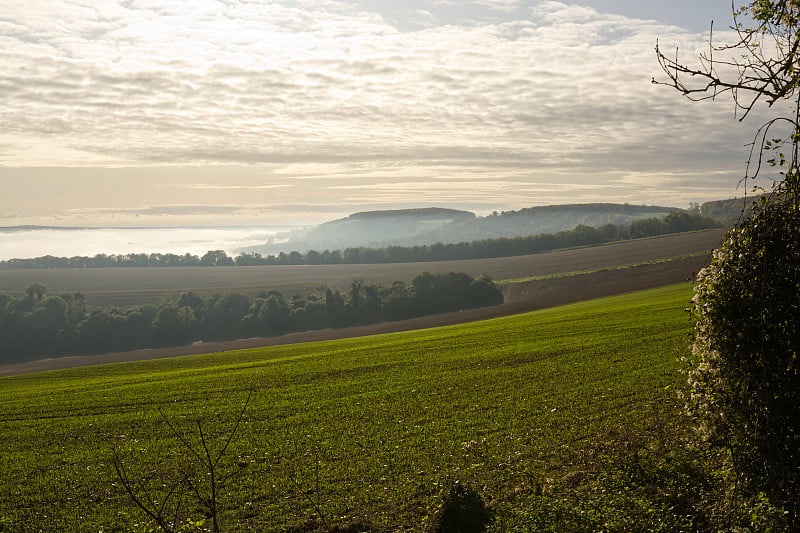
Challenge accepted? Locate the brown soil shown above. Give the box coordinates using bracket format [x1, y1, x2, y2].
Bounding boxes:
[0, 255, 709, 377]
[0, 230, 725, 307]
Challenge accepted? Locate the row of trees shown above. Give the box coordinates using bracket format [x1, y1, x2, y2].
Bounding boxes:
[0, 250, 234, 270]
[0, 273, 502, 364]
[0, 212, 718, 270]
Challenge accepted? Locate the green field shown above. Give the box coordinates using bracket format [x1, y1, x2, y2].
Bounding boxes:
[0, 284, 701, 531]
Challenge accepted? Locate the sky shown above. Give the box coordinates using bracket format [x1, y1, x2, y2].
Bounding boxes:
[0, 0, 784, 228]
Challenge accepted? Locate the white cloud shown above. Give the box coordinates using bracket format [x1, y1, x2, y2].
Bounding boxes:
[0, 0, 773, 225]
[182, 184, 292, 190]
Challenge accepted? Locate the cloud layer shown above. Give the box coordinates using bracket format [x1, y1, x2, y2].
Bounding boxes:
[0, 0, 775, 225]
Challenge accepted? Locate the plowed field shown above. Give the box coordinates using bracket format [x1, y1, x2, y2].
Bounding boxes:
[0, 251, 713, 377]
[0, 230, 725, 307]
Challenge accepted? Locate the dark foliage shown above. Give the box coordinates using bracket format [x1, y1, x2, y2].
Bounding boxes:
[656, 0, 800, 520]
[430, 483, 492, 533]
[382, 273, 503, 321]
[688, 195, 800, 517]
[0, 273, 502, 364]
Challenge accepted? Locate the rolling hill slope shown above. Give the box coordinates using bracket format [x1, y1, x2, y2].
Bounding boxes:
[247, 203, 685, 254]
[0, 284, 699, 531]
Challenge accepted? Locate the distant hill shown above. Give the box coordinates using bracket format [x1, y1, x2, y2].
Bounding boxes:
[245, 208, 476, 254]
[414, 203, 680, 245]
[343, 207, 475, 221]
[245, 203, 684, 254]
[700, 196, 765, 225]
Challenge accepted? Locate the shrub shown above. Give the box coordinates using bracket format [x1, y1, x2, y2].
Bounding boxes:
[430, 482, 493, 533]
[686, 194, 800, 515]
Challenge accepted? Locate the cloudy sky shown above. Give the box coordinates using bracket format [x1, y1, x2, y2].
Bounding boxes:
[0, 0, 782, 227]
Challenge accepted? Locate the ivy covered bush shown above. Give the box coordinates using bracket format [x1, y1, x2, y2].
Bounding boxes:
[687, 194, 800, 514]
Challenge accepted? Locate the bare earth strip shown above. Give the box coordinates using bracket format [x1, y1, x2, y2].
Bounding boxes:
[0, 230, 725, 307]
[0, 254, 711, 377]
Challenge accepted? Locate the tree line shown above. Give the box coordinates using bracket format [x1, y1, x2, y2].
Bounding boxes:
[0, 272, 503, 364]
[0, 212, 718, 270]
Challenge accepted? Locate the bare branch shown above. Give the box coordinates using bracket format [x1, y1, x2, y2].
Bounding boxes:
[213, 388, 252, 469]
[654, 1, 799, 122]
[113, 389, 255, 532]
[113, 449, 175, 533]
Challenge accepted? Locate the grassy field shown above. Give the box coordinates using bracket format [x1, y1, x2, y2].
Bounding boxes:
[0, 230, 723, 307]
[0, 283, 700, 531]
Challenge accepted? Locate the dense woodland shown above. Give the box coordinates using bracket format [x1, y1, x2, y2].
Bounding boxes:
[697, 195, 765, 225]
[0, 272, 502, 364]
[0, 211, 718, 269]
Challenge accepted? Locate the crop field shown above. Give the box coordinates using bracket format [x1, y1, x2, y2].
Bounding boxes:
[0, 283, 698, 531]
[0, 230, 724, 307]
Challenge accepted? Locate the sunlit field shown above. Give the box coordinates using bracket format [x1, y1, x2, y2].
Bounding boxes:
[0, 284, 697, 531]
